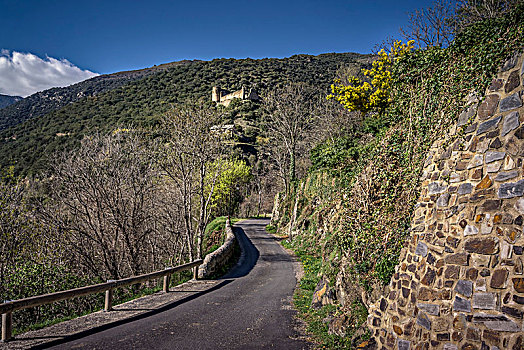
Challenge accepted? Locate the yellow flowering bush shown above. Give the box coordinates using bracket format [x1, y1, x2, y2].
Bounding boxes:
[327, 40, 414, 113]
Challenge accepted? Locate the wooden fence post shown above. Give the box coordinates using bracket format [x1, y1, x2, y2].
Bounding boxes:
[104, 281, 115, 312]
[1, 311, 12, 342]
[163, 268, 171, 293]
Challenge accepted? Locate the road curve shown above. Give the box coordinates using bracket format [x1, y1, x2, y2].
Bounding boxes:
[46, 218, 311, 350]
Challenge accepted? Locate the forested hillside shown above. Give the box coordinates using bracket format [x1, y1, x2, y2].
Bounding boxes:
[0, 53, 371, 176]
[0, 60, 190, 131]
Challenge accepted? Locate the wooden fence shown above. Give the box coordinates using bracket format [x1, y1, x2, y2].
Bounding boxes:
[0, 259, 202, 342]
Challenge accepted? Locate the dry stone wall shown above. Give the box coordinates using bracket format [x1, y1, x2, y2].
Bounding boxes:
[367, 51, 524, 349]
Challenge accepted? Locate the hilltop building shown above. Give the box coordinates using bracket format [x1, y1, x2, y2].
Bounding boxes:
[212, 86, 260, 107]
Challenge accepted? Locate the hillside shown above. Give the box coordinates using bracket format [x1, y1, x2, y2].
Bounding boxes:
[0, 52, 372, 176]
[270, 4, 524, 348]
[0, 60, 193, 131]
[0, 94, 22, 109]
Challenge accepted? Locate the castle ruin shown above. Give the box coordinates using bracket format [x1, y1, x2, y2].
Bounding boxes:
[211, 86, 260, 107]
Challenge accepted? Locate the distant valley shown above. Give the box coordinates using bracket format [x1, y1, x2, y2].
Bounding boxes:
[0, 94, 22, 109]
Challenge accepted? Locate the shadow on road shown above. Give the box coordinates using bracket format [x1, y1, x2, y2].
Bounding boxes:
[221, 225, 260, 279]
[27, 280, 233, 350]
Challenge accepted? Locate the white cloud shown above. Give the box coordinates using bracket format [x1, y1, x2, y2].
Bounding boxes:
[0, 50, 99, 97]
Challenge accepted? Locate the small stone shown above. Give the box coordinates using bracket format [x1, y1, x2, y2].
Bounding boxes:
[515, 198, 524, 214]
[446, 253, 470, 266]
[428, 182, 447, 195]
[398, 339, 410, 350]
[504, 156, 515, 170]
[480, 220, 493, 235]
[464, 225, 479, 236]
[489, 78, 504, 92]
[501, 52, 518, 71]
[472, 312, 521, 332]
[501, 241, 513, 260]
[466, 267, 478, 280]
[421, 269, 436, 286]
[415, 242, 428, 257]
[487, 160, 502, 172]
[476, 175, 492, 190]
[480, 268, 490, 277]
[485, 151, 506, 163]
[417, 311, 432, 330]
[489, 137, 502, 149]
[495, 171, 518, 182]
[515, 126, 524, 139]
[490, 268, 509, 289]
[502, 305, 524, 319]
[458, 183, 473, 195]
[500, 93, 522, 113]
[456, 161, 468, 171]
[468, 154, 483, 169]
[515, 246, 523, 255]
[477, 116, 502, 135]
[465, 237, 499, 255]
[418, 287, 436, 301]
[455, 280, 473, 297]
[443, 344, 458, 350]
[483, 329, 501, 345]
[472, 292, 497, 310]
[437, 193, 451, 207]
[450, 172, 461, 183]
[478, 94, 500, 120]
[453, 295, 472, 312]
[498, 179, 524, 199]
[501, 111, 520, 136]
[417, 303, 440, 316]
[505, 70, 521, 93]
[466, 327, 481, 341]
[393, 324, 403, 336]
[459, 105, 478, 126]
[445, 265, 460, 279]
[515, 258, 523, 275]
[513, 278, 524, 293]
[513, 294, 524, 304]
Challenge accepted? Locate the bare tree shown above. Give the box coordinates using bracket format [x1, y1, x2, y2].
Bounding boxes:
[263, 83, 321, 193]
[456, 0, 518, 26]
[161, 102, 226, 260]
[40, 131, 177, 280]
[0, 179, 42, 291]
[399, 0, 458, 48]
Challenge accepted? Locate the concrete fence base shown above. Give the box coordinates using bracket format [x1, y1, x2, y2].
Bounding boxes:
[198, 219, 237, 279]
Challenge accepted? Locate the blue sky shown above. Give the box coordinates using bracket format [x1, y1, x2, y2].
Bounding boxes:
[0, 0, 434, 96]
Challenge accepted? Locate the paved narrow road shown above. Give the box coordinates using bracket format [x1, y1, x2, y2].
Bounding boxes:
[44, 219, 311, 350]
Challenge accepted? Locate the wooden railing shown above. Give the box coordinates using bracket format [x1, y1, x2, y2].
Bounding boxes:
[0, 259, 202, 342]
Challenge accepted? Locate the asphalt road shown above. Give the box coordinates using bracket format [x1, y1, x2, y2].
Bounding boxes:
[45, 219, 311, 350]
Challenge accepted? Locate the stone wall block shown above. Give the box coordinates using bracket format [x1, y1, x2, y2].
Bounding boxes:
[368, 51, 524, 348]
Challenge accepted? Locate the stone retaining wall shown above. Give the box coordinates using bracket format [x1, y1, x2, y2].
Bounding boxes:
[197, 219, 236, 279]
[368, 51, 524, 349]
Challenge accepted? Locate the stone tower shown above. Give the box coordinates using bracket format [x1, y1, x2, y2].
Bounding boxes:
[212, 86, 221, 103]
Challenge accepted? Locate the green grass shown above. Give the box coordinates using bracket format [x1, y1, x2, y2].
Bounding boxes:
[281, 239, 368, 349]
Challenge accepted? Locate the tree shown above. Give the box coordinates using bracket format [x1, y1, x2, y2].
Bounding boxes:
[399, 0, 458, 48]
[264, 83, 320, 193]
[40, 130, 175, 280]
[328, 40, 414, 114]
[161, 102, 226, 260]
